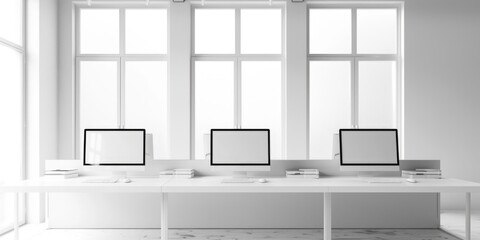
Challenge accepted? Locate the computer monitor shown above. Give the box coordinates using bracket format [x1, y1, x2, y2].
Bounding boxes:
[210, 129, 271, 177]
[83, 129, 146, 177]
[339, 129, 399, 173]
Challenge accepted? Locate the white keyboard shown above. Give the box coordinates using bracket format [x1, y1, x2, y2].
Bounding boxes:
[83, 178, 119, 183]
[221, 178, 255, 183]
[367, 178, 403, 183]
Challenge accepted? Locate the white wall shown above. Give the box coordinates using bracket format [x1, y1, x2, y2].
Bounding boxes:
[54, 0, 480, 215]
[403, 0, 480, 209]
[26, 0, 58, 223]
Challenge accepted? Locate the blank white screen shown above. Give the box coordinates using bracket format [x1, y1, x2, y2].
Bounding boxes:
[340, 130, 398, 165]
[211, 130, 269, 165]
[85, 130, 144, 165]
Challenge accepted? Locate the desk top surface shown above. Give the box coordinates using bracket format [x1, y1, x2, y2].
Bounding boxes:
[163, 176, 480, 193]
[0, 177, 169, 192]
[1, 176, 479, 193]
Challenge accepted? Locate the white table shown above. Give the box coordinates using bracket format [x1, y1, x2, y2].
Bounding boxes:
[0, 177, 170, 240]
[1, 176, 479, 240]
[162, 176, 480, 240]
[322, 177, 480, 240]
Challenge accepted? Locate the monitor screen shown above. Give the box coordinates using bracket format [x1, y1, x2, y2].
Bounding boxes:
[340, 129, 399, 166]
[84, 129, 145, 166]
[211, 129, 270, 166]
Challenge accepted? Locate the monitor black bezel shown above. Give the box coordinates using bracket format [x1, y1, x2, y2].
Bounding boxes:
[210, 129, 271, 166]
[83, 128, 146, 166]
[339, 129, 400, 166]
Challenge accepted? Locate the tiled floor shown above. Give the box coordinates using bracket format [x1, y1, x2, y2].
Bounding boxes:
[441, 210, 480, 239]
[0, 211, 477, 240]
[0, 228, 462, 240]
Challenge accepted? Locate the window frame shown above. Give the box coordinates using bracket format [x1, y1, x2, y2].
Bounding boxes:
[74, 3, 169, 158]
[191, 4, 286, 160]
[307, 2, 404, 160]
[0, 0, 26, 234]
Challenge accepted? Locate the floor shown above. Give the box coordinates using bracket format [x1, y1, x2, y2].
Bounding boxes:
[0, 211, 477, 240]
[440, 210, 480, 239]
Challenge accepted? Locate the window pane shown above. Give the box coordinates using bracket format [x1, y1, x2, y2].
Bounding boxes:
[126, 9, 167, 54]
[0, 0, 23, 45]
[357, 9, 397, 54]
[195, 61, 235, 159]
[80, 9, 119, 54]
[241, 61, 282, 159]
[125, 61, 168, 159]
[195, 9, 235, 54]
[79, 61, 118, 132]
[309, 61, 351, 159]
[358, 61, 397, 128]
[0, 45, 23, 230]
[309, 9, 351, 54]
[241, 9, 282, 54]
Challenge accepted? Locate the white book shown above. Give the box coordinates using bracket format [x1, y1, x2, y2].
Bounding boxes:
[415, 169, 441, 172]
[160, 170, 175, 175]
[174, 174, 194, 179]
[286, 175, 319, 179]
[174, 169, 194, 172]
[402, 174, 441, 179]
[45, 169, 79, 175]
[44, 173, 79, 179]
[159, 174, 194, 179]
[402, 170, 441, 175]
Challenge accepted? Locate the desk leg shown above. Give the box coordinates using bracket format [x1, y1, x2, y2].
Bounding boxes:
[465, 192, 471, 240]
[161, 193, 168, 240]
[13, 192, 19, 240]
[324, 193, 331, 240]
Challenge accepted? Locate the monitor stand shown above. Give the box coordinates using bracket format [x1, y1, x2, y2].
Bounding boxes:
[356, 171, 380, 182]
[221, 171, 254, 183]
[356, 171, 380, 178]
[112, 171, 128, 180]
[356, 172, 402, 183]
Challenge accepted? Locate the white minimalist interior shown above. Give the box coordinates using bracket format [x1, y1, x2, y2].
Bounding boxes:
[1, 0, 480, 240]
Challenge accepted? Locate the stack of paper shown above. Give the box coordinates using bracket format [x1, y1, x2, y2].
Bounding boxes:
[286, 169, 319, 179]
[402, 169, 441, 179]
[44, 169, 79, 179]
[160, 169, 195, 179]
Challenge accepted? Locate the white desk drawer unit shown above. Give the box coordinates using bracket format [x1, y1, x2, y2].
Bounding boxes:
[1, 176, 479, 240]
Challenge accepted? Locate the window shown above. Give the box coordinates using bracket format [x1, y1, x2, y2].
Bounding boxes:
[193, 6, 284, 160]
[308, 5, 402, 159]
[76, 6, 168, 159]
[0, 0, 25, 234]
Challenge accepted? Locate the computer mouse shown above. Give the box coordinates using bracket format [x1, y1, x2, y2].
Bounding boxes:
[405, 178, 417, 183]
[121, 178, 132, 183]
[258, 178, 267, 183]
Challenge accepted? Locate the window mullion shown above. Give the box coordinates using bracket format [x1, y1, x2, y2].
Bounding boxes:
[119, 58, 124, 129]
[120, 8, 126, 55]
[352, 7, 358, 129]
[236, 58, 241, 129]
[352, 58, 359, 129]
[235, 8, 241, 129]
[351, 7, 357, 55]
[235, 8, 241, 55]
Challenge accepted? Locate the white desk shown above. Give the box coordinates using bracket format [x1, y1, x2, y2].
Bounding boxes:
[324, 177, 479, 240]
[0, 177, 170, 240]
[1, 176, 479, 240]
[162, 176, 480, 240]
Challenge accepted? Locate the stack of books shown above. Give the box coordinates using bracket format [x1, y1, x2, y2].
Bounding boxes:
[402, 169, 442, 179]
[286, 169, 319, 179]
[44, 169, 79, 179]
[160, 169, 195, 179]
